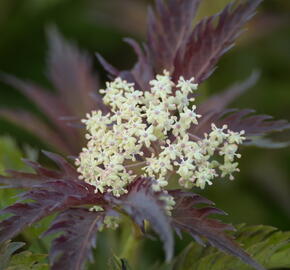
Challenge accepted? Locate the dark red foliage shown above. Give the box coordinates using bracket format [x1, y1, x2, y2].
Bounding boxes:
[100, 0, 262, 87]
[0, 179, 103, 243]
[217, 109, 290, 136]
[0, 152, 266, 269]
[44, 208, 108, 270]
[0, 150, 79, 189]
[147, 0, 201, 73]
[97, 39, 154, 91]
[107, 178, 174, 262]
[97, 0, 201, 89]
[173, 0, 262, 83]
[0, 109, 72, 154]
[0, 28, 105, 155]
[193, 71, 290, 141]
[170, 190, 265, 270]
[191, 108, 290, 139]
[0, 153, 174, 267]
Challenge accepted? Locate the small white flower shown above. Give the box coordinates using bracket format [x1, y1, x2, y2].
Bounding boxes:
[177, 76, 198, 94]
[138, 125, 157, 147]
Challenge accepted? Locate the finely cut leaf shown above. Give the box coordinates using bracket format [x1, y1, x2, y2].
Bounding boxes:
[0, 74, 73, 135]
[0, 170, 44, 189]
[174, 224, 290, 270]
[41, 151, 79, 180]
[0, 109, 72, 154]
[0, 151, 78, 189]
[0, 177, 103, 243]
[7, 251, 48, 270]
[170, 191, 265, 270]
[47, 26, 105, 116]
[217, 109, 290, 136]
[99, 0, 262, 89]
[0, 28, 103, 155]
[173, 0, 262, 83]
[107, 178, 174, 262]
[0, 241, 25, 269]
[122, 38, 154, 90]
[44, 208, 106, 270]
[98, 0, 202, 88]
[0, 153, 272, 269]
[147, 0, 201, 72]
[191, 109, 290, 139]
[97, 41, 153, 91]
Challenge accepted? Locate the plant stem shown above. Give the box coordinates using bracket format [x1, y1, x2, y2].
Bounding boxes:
[120, 225, 142, 266]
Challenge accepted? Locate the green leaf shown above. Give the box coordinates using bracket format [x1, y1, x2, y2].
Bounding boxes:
[0, 240, 48, 270]
[0, 136, 36, 209]
[0, 241, 25, 270]
[174, 224, 290, 270]
[7, 251, 48, 270]
[0, 136, 27, 175]
[108, 254, 132, 270]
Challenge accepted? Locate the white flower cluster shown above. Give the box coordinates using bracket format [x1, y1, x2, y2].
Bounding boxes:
[76, 71, 245, 197]
[89, 206, 120, 230]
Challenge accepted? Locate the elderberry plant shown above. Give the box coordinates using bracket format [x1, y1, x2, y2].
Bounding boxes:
[0, 0, 290, 270]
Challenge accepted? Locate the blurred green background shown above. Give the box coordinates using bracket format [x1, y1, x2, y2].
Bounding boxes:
[0, 0, 289, 267]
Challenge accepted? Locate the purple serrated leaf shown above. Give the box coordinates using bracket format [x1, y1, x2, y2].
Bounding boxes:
[42, 151, 79, 180]
[107, 178, 174, 262]
[47, 26, 104, 116]
[0, 109, 72, 154]
[0, 169, 104, 244]
[44, 208, 106, 270]
[173, 0, 262, 83]
[191, 108, 290, 140]
[170, 190, 265, 270]
[148, 0, 201, 72]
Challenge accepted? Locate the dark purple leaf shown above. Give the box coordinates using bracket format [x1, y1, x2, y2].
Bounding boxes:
[0, 74, 81, 154]
[0, 170, 44, 189]
[44, 208, 107, 270]
[218, 109, 290, 136]
[96, 53, 119, 78]
[170, 190, 265, 270]
[42, 151, 79, 180]
[47, 27, 107, 116]
[0, 28, 110, 155]
[122, 38, 154, 90]
[173, 0, 262, 83]
[0, 152, 81, 189]
[96, 53, 138, 86]
[0, 170, 104, 244]
[107, 178, 174, 262]
[97, 43, 153, 91]
[191, 109, 290, 139]
[23, 159, 63, 179]
[0, 74, 71, 132]
[0, 203, 46, 243]
[0, 152, 67, 189]
[98, 0, 201, 89]
[147, 0, 201, 72]
[0, 109, 72, 154]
